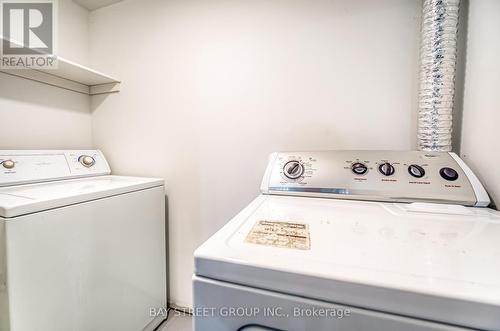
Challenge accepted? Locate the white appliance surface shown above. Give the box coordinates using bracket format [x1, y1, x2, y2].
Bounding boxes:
[195, 195, 500, 330]
[193, 276, 473, 331]
[0, 150, 167, 331]
[0, 175, 164, 218]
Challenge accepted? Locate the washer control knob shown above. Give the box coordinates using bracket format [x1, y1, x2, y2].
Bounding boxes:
[408, 164, 425, 178]
[378, 162, 395, 176]
[351, 162, 368, 175]
[2, 160, 15, 169]
[440, 167, 459, 181]
[79, 155, 95, 167]
[283, 161, 304, 179]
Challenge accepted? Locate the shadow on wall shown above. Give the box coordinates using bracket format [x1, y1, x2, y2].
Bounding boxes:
[0, 73, 90, 113]
[164, 194, 171, 306]
[451, 0, 469, 153]
[90, 93, 108, 113]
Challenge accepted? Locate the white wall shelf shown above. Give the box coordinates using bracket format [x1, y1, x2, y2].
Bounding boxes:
[0, 37, 120, 95]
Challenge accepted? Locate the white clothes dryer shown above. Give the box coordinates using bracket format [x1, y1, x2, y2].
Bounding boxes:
[194, 151, 500, 331]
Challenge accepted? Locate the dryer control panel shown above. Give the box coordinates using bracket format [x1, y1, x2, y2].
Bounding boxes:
[260, 151, 490, 207]
[0, 150, 111, 187]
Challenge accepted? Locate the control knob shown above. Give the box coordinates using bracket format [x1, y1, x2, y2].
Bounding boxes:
[378, 162, 395, 176]
[283, 161, 304, 180]
[1, 160, 15, 169]
[79, 155, 95, 167]
[408, 164, 425, 178]
[351, 162, 368, 175]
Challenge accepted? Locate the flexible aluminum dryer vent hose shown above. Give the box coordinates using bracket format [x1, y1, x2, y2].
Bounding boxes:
[418, 0, 460, 152]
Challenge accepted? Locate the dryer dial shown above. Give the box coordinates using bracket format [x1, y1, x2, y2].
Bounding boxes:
[408, 164, 425, 178]
[379, 163, 395, 176]
[283, 161, 304, 180]
[351, 162, 368, 175]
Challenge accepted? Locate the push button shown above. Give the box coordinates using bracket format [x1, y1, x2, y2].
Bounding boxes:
[440, 167, 459, 181]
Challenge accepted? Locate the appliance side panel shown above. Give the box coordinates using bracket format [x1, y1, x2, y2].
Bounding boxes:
[448, 152, 490, 206]
[4, 186, 166, 331]
[0, 218, 9, 331]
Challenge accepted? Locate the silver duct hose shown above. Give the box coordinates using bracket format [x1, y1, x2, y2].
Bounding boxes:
[418, 0, 460, 152]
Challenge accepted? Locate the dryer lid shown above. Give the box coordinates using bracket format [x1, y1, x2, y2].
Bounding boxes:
[194, 194, 500, 330]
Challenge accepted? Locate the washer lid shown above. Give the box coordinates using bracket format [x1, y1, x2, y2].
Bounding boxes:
[0, 175, 163, 218]
[194, 195, 500, 330]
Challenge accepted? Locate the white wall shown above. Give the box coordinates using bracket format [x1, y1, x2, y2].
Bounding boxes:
[89, 0, 421, 307]
[59, 0, 90, 66]
[461, 0, 500, 209]
[0, 0, 91, 150]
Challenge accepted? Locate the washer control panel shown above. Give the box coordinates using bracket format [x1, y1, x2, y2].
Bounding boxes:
[261, 151, 490, 207]
[0, 150, 110, 187]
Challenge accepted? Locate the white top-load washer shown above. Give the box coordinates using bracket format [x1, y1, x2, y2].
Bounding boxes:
[194, 151, 500, 331]
[0, 150, 166, 331]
